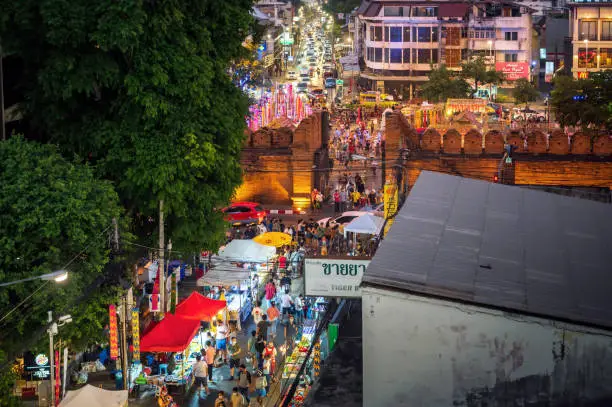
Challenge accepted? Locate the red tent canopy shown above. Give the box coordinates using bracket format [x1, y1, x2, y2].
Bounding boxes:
[140, 313, 201, 353]
[174, 292, 226, 321]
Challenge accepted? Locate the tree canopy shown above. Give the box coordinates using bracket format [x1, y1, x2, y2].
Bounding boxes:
[551, 70, 612, 133]
[0, 137, 123, 356]
[512, 78, 539, 107]
[421, 65, 471, 102]
[461, 57, 505, 96]
[0, 0, 255, 252]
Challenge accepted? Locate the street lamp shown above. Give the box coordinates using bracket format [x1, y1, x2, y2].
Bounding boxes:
[0, 270, 69, 287]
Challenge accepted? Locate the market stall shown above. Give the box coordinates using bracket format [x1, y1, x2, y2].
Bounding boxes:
[174, 292, 226, 322]
[139, 314, 201, 393]
[344, 214, 384, 256]
[59, 384, 127, 407]
[217, 239, 276, 263]
[253, 232, 293, 248]
[196, 268, 254, 323]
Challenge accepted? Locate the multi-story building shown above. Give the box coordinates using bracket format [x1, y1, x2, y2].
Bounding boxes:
[568, 0, 612, 79]
[355, 0, 534, 98]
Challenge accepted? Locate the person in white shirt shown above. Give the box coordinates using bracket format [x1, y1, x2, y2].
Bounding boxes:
[257, 222, 267, 235]
[193, 355, 210, 397]
[293, 294, 304, 324]
[280, 290, 293, 318]
[215, 321, 229, 363]
[252, 301, 264, 325]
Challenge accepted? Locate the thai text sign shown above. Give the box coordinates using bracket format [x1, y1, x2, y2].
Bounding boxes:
[383, 181, 398, 236]
[495, 62, 529, 81]
[305, 258, 370, 297]
[132, 308, 140, 361]
[109, 305, 119, 359]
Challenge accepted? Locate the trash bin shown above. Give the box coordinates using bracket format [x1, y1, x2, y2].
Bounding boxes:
[114, 370, 123, 390]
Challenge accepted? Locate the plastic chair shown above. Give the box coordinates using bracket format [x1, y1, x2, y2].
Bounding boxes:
[159, 364, 168, 375]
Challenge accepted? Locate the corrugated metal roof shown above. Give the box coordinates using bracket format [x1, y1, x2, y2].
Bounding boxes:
[363, 171, 612, 330]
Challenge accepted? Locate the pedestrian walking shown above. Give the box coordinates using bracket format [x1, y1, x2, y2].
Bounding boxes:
[254, 335, 266, 369]
[231, 387, 246, 407]
[227, 337, 242, 380]
[256, 315, 269, 340]
[266, 302, 280, 340]
[215, 391, 229, 407]
[205, 341, 216, 382]
[247, 330, 258, 370]
[236, 365, 252, 403]
[252, 301, 264, 326]
[333, 189, 340, 213]
[284, 314, 298, 350]
[193, 355, 210, 397]
[294, 294, 304, 324]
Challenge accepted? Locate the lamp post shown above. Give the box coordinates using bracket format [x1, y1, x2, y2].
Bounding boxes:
[0, 270, 68, 287]
[48, 311, 72, 407]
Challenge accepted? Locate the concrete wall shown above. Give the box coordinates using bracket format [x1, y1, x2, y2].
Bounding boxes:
[362, 286, 612, 407]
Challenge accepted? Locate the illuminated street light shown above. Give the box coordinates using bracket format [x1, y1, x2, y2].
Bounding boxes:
[0, 270, 69, 287]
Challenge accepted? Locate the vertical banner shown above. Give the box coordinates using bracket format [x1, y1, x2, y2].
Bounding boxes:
[62, 348, 68, 399]
[328, 323, 339, 352]
[54, 350, 60, 406]
[109, 305, 119, 359]
[131, 308, 140, 362]
[383, 181, 398, 236]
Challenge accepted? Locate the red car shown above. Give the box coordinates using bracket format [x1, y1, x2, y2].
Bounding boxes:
[221, 202, 266, 225]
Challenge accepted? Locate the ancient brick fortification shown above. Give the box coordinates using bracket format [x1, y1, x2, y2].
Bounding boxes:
[383, 112, 612, 190]
[234, 111, 330, 209]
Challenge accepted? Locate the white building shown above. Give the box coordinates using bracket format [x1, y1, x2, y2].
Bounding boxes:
[362, 171, 612, 406]
[514, 0, 567, 15]
[568, 0, 612, 79]
[355, 0, 534, 97]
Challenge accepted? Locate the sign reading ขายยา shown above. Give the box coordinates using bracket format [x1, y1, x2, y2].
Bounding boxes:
[305, 258, 370, 297]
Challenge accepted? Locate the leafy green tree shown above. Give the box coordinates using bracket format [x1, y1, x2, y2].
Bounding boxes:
[551, 70, 612, 133]
[461, 57, 505, 96]
[421, 65, 471, 102]
[512, 78, 540, 118]
[0, 0, 254, 252]
[0, 137, 123, 359]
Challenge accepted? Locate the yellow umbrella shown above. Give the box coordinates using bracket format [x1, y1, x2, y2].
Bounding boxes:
[253, 232, 292, 247]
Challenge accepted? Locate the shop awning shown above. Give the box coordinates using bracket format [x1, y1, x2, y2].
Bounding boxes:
[174, 292, 226, 321]
[253, 232, 293, 247]
[140, 314, 201, 352]
[438, 3, 469, 18]
[196, 268, 253, 287]
[217, 239, 276, 263]
[344, 213, 384, 235]
[59, 385, 127, 407]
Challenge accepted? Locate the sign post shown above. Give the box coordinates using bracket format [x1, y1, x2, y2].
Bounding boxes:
[304, 258, 370, 297]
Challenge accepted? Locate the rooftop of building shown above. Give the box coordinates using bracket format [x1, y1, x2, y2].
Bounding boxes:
[362, 171, 612, 330]
[358, 0, 534, 18]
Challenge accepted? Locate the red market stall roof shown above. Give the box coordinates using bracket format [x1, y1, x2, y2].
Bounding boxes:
[140, 313, 201, 353]
[174, 292, 226, 321]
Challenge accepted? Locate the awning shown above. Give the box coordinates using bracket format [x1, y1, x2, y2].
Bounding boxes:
[253, 232, 293, 247]
[174, 292, 226, 321]
[344, 213, 384, 235]
[196, 268, 252, 287]
[59, 385, 127, 407]
[438, 3, 469, 18]
[217, 239, 276, 263]
[140, 314, 201, 352]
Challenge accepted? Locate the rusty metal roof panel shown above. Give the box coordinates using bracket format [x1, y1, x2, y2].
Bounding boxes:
[363, 171, 612, 330]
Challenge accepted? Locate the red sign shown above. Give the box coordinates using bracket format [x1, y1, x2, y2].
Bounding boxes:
[109, 305, 119, 359]
[495, 62, 530, 80]
[54, 350, 60, 406]
[577, 71, 589, 79]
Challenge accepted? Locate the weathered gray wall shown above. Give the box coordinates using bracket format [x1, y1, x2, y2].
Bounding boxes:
[362, 286, 612, 406]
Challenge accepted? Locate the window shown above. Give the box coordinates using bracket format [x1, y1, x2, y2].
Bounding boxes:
[461, 27, 468, 38]
[403, 27, 411, 42]
[447, 49, 461, 67]
[390, 27, 402, 42]
[432, 49, 439, 64]
[417, 27, 431, 42]
[578, 48, 596, 68]
[384, 6, 403, 17]
[403, 48, 411, 63]
[601, 48, 612, 68]
[417, 49, 432, 64]
[370, 26, 374, 41]
[413, 7, 438, 17]
[384, 48, 389, 63]
[367, 47, 373, 61]
[390, 48, 402, 63]
[432, 27, 438, 42]
[579, 20, 597, 41]
[505, 53, 518, 62]
[461, 48, 469, 61]
[374, 26, 383, 41]
[504, 31, 518, 41]
[374, 48, 383, 62]
[384, 26, 390, 42]
[602, 21, 612, 41]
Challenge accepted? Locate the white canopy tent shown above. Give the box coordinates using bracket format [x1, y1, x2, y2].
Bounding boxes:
[59, 385, 128, 407]
[344, 213, 384, 236]
[217, 239, 276, 263]
[196, 268, 252, 287]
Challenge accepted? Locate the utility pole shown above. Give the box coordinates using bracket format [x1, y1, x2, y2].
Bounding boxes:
[120, 295, 129, 390]
[48, 311, 55, 407]
[158, 200, 165, 315]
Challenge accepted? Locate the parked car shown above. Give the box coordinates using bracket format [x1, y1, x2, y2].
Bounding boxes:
[364, 203, 384, 217]
[297, 82, 309, 93]
[317, 211, 368, 228]
[222, 202, 265, 225]
[287, 70, 297, 80]
[325, 77, 336, 88]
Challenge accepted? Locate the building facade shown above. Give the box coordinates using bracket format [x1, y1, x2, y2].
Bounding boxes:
[355, 0, 534, 97]
[568, 0, 612, 79]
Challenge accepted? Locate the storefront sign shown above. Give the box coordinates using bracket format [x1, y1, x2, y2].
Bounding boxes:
[131, 308, 140, 362]
[109, 305, 119, 359]
[545, 61, 554, 83]
[383, 181, 398, 236]
[305, 258, 370, 297]
[55, 350, 60, 405]
[26, 354, 51, 380]
[148, 294, 160, 313]
[577, 71, 589, 79]
[495, 62, 529, 80]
